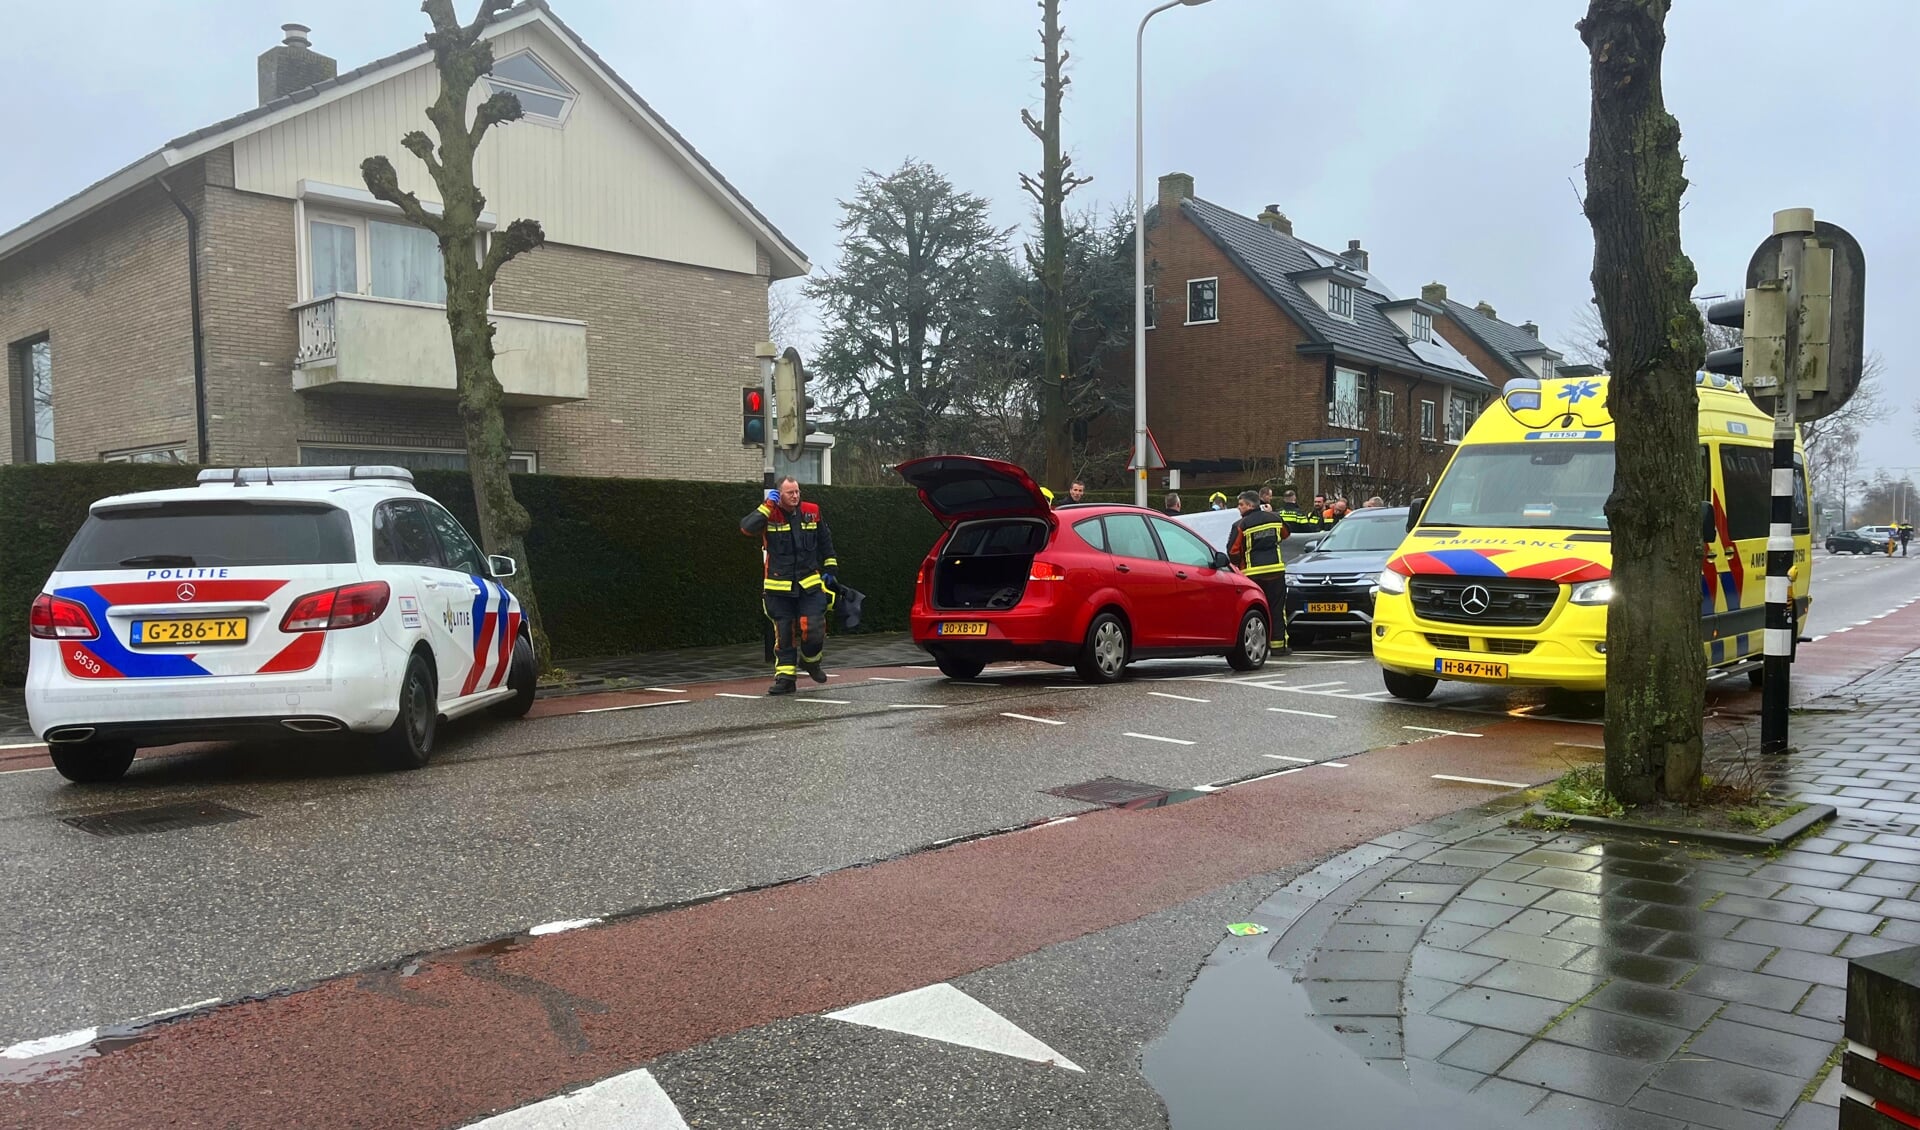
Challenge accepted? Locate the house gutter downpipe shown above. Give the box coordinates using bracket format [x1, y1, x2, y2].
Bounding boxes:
[158, 176, 210, 465]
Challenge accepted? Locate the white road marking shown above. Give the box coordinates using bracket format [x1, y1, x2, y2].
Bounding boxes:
[644, 687, 689, 694]
[1268, 707, 1338, 719]
[827, 982, 1083, 1072]
[528, 917, 602, 936]
[1355, 691, 1395, 698]
[1266, 659, 1364, 666]
[1323, 761, 1350, 768]
[577, 699, 689, 714]
[1148, 691, 1212, 703]
[1264, 755, 1315, 763]
[0, 765, 55, 775]
[1001, 713, 1065, 726]
[906, 665, 945, 671]
[951, 682, 1000, 687]
[1287, 681, 1348, 691]
[458, 1067, 690, 1129]
[714, 692, 760, 700]
[1190, 784, 1223, 793]
[1432, 774, 1531, 789]
[1043, 685, 1098, 691]
[1403, 726, 1483, 738]
[866, 676, 907, 682]
[889, 704, 949, 710]
[1555, 741, 1606, 750]
[0, 742, 47, 751]
[3, 1027, 97, 1059]
[1126, 732, 1196, 746]
[798, 698, 854, 705]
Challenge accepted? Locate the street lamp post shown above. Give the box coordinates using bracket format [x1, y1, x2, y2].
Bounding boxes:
[1135, 0, 1211, 507]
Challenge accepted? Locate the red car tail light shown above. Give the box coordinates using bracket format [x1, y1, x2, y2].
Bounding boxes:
[918, 558, 935, 587]
[281, 581, 390, 632]
[1028, 561, 1067, 582]
[29, 593, 99, 640]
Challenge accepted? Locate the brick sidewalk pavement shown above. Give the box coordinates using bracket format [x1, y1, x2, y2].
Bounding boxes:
[1167, 649, 1920, 1130]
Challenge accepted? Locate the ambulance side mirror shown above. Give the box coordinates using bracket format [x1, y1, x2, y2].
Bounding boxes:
[1700, 502, 1716, 545]
[1407, 497, 1427, 532]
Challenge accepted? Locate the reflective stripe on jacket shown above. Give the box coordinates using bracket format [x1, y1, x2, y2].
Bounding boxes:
[742, 500, 838, 591]
[1229, 514, 1289, 576]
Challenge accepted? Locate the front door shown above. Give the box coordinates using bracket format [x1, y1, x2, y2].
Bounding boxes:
[1151, 517, 1239, 645]
[1099, 513, 1177, 647]
[374, 499, 472, 704]
[420, 500, 506, 699]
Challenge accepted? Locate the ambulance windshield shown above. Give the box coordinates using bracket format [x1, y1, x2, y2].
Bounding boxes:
[1421, 441, 1615, 531]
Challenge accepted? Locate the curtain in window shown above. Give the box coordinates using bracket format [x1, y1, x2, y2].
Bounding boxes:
[24, 339, 52, 462]
[370, 221, 447, 304]
[310, 221, 357, 299]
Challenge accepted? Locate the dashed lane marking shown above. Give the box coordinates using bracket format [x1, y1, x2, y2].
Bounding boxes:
[0, 742, 47, 751]
[905, 665, 944, 671]
[866, 676, 907, 682]
[458, 1067, 690, 1129]
[888, 704, 949, 710]
[1264, 755, 1314, 765]
[798, 698, 855, 705]
[1125, 732, 1196, 746]
[1001, 713, 1065, 726]
[714, 693, 760, 700]
[1555, 741, 1606, 750]
[1268, 707, 1338, 719]
[1403, 726, 1483, 738]
[1432, 774, 1531, 789]
[1286, 681, 1348, 691]
[528, 917, 602, 936]
[1043, 685, 1098, 691]
[1148, 691, 1212, 703]
[644, 687, 689, 694]
[577, 699, 690, 714]
[1323, 761, 1350, 768]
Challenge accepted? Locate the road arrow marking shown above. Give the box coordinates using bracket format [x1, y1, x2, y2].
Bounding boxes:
[826, 982, 1083, 1072]
[1001, 713, 1064, 726]
[458, 1067, 690, 1129]
[1148, 691, 1211, 703]
[1268, 707, 1338, 719]
[1126, 732, 1196, 746]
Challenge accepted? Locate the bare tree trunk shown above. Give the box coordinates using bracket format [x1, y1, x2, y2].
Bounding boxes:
[1023, 0, 1089, 493]
[1579, 0, 1708, 805]
[362, 0, 551, 665]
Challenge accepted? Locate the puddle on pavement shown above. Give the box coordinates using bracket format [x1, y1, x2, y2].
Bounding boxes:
[1145, 945, 1525, 1129]
[1119, 788, 1212, 810]
[0, 1024, 151, 1086]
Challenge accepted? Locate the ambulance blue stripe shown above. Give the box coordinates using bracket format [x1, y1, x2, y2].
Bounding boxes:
[55, 587, 211, 678]
[1711, 639, 1726, 664]
[1426, 549, 1509, 577]
[1720, 570, 1740, 611]
[1736, 633, 1750, 658]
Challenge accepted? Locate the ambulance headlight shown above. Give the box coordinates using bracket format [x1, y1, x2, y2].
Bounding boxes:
[1377, 569, 1408, 595]
[1570, 580, 1614, 605]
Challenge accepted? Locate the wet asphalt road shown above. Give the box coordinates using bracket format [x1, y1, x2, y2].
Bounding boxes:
[0, 552, 1910, 1052]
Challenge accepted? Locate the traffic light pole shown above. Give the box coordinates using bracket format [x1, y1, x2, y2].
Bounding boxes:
[757, 345, 777, 491]
[1762, 210, 1810, 756]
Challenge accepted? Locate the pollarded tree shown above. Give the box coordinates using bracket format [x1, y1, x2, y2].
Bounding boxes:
[361, 0, 549, 660]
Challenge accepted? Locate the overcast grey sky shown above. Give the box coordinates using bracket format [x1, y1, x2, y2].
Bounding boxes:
[3, 0, 1910, 475]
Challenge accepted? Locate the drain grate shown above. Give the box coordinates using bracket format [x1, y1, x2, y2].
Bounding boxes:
[62, 800, 258, 838]
[1047, 776, 1170, 807]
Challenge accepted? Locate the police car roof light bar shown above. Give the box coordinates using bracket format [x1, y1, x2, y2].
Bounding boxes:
[195, 465, 415, 486]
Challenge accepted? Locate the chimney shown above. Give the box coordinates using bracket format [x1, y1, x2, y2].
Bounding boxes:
[1421, 282, 1447, 304]
[258, 23, 337, 106]
[1157, 172, 1195, 212]
[1341, 239, 1369, 272]
[1474, 300, 1497, 319]
[1520, 320, 1540, 338]
[1255, 205, 1293, 236]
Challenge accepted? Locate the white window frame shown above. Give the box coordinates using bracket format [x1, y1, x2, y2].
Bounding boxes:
[298, 443, 538, 474]
[1376, 389, 1397, 435]
[1419, 399, 1437, 441]
[1144, 284, 1155, 330]
[1185, 277, 1219, 325]
[1329, 366, 1365, 431]
[102, 443, 188, 464]
[1412, 310, 1433, 343]
[1446, 392, 1480, 444]
[486, 49, 578, 128]
[1327, 282, 1355, 321]
[301, 208, 461, 306]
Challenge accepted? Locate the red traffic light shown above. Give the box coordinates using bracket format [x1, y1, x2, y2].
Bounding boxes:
[743, 388, 764, 413]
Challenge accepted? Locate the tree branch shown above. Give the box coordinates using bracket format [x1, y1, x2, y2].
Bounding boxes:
[361, 155, 448, 238]
[1020, 108, 1044, 141]
[480, 217, 546, 288]
[461, 0, 516, 45]
[400, 130, 443, 182]
[470, 89, 525, 150]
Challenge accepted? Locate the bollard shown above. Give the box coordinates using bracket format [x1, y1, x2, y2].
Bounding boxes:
[1843, 946, 1920, 1127]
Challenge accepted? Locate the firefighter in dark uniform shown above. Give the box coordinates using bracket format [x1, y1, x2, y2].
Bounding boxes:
[1228, 489, 1290, 656]
[741, 475, 838, 695]
[1278, 487, 1318, 535]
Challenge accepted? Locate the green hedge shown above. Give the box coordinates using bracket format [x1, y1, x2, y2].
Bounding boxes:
[0, 463, 943, 681]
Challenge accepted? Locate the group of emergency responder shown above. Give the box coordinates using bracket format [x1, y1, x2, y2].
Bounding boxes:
[738, 472, 1358, 692]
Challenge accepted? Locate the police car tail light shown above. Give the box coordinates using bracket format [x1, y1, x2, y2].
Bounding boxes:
[1028, 561, 1067, 582]
[281, 581, 391, 632]
[29, 593, 98, 641]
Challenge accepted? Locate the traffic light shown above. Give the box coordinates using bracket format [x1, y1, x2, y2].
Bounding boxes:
[1703, 288, 1786, 387]
[773, 347, 817, 452]
[741, 387, 766, 445]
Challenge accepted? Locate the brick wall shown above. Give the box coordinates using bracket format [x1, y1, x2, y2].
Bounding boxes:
[492, 241, 768, 480]
[0, 177, 198, 463]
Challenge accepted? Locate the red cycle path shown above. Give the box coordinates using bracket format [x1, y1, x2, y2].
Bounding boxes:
[4, 609, 1916, 1128]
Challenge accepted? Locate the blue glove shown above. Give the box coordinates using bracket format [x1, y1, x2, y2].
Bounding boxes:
[765, 489, 780, 505]
[822, 572, 837, 588]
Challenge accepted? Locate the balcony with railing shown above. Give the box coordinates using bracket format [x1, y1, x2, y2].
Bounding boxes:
[291, 293, 588, 405]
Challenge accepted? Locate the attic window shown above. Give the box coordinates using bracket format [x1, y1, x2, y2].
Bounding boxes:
[487, 50, 575, 125]
[1327, 282, 1354, 320]
[1412, 311, 1433, 343]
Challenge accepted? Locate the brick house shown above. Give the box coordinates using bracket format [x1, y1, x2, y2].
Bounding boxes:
[1139, 172, 1564, 501]
[0, 2, 824, 481]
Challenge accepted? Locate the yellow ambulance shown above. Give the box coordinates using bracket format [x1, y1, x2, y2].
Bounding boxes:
[1370, 371, 1810, 700]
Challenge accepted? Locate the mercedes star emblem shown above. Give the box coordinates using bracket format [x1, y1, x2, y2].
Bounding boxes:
[177, 583, 197, 602]
[1459, 584, 1492, 616]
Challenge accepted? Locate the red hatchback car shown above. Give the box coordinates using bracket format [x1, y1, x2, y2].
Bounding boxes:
[896, 456, 1273, 682]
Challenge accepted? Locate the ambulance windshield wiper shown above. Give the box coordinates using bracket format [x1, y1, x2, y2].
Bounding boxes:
[118, 554, 198, 567]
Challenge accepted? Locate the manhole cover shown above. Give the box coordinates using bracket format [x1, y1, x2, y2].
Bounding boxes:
[1046, 777, 1170, 807]
[62, 800, 258, 838]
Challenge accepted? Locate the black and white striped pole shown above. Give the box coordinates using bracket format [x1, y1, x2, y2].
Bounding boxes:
[1760, 208, 1811, 756]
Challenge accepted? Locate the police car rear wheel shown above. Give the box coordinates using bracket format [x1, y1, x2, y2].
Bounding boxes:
[50, 740, 136, 784]
[934, 653, 985, 681]
[378, 652, 439, 770]
[1227, 610, 1269, 671]
[1076, 613, 1129, 684]
[491, 634, 537, 719]
[1382, 669, 1437, 702]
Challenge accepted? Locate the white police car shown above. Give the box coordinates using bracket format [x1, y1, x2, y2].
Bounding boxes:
[26, 466, 534, 782]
